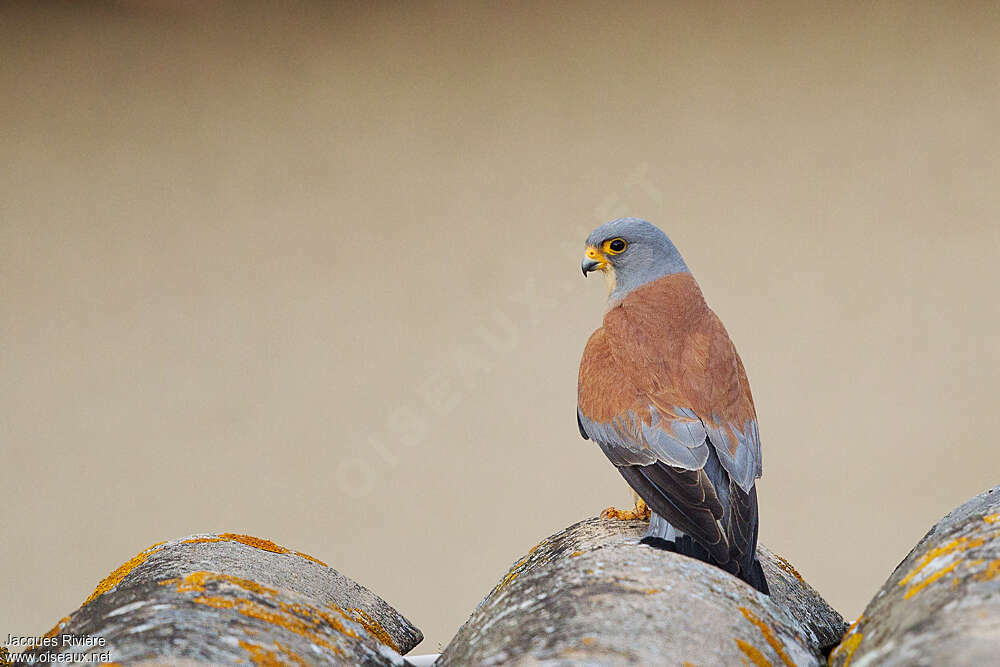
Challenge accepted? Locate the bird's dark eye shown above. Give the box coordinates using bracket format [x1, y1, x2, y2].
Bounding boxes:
[605, 238, 627, 254]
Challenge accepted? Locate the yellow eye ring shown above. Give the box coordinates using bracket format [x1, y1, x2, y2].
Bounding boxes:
[603, 238, 627, 255]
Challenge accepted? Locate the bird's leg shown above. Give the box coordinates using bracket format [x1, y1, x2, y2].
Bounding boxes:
[601, 492, 650, 521]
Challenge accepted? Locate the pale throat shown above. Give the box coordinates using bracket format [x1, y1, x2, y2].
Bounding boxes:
[602, 264, 617, 297]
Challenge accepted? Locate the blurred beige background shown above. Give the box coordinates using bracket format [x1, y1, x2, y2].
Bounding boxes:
[2, 0, 999, 652]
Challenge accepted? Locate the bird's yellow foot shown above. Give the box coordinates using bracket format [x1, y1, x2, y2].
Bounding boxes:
[600, 498, 650, 521]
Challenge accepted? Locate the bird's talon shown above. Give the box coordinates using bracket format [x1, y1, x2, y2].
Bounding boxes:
[600, 502, 651, 521]
[600, 506, 621, 520]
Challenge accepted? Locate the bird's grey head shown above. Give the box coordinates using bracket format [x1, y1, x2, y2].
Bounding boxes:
[581, 218, 689, 304]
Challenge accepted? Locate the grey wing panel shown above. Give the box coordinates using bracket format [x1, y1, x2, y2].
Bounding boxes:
[705, 418, 761, 493]
[578, 409, 657, 465]
[578, 407, 709, 469]
[643, 407, 710, 470]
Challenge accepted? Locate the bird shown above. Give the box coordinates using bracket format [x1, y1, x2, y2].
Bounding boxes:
[576, 217, 769, 594]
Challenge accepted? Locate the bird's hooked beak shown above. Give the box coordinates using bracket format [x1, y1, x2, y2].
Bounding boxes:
[581, 245, 608, 276]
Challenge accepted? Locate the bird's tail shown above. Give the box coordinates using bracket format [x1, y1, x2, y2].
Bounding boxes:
[743, 555, 770, 595]
[641, 515, 770, 595]
[739, 497, 770, 595]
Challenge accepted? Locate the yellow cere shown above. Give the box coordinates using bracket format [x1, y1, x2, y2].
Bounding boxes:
[585, 245, 607, 267]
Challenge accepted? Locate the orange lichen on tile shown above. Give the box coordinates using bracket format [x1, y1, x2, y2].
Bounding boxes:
[983, 513, 1000, 524]
[738, 607, 794, 667]
[294, 550, 328, 566]
[159, 571, 278, 597]
[581, 637, 597, 647]
[181, 534, 329, 566]
[219, 534, 290, 553]
[272, 641, 308, 666]
[828, 615, 864, 665]
[829, 633, 863, 667]
[239, 640, 309, 667]
[772, 553, 806, 584]
[183, 533, 290, 554]
[189, 595, 237, 611]
[82, 541, 167, 606]
[239, 640, 284, 667]
[898, 535, 986, 589]
[903, 560, 960, 599]
[330, 605, 398, 652]
[493, 543, 547, 594]
[494, 557, 529, 593]
[190, 595, 349, 657]
[160, 570, 374, 659]
[734, 639, 772, 667]
[974, 560, 1000, 582]
[569, 551, 584, 558]
[495, 569, 520, 591]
